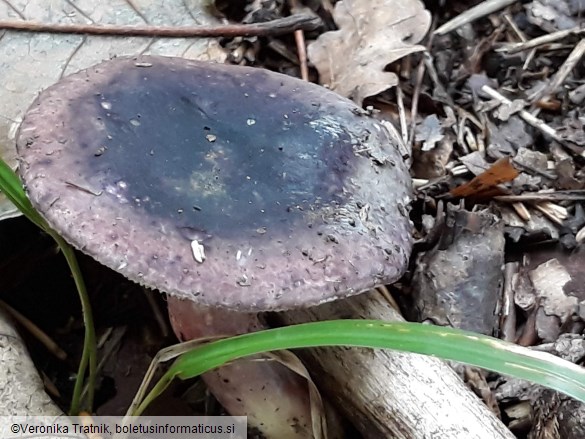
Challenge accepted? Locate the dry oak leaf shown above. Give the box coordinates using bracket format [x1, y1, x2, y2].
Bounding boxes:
[308, 0, 431, 105]
[450, 157, 519, 198]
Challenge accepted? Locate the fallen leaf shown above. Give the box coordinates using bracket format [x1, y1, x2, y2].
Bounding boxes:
[0, 0, 225, 220]
[308, 0, 431, 105]
[514, 147, 549, 172]
[558, 113, 585, 146]
[486, 118, 532, 158]
[459, 151, 490, 176]
[493, 99, 526, 121]
[526, 0, 583, 32]
[529, 258, 579, 342]
[416, 114, 444, 151]
[450, 157, 519, 198]
[265, 350, 327, 439]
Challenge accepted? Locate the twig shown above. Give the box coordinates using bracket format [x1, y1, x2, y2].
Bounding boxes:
[144, 289, 169, 338]
[423, 51, 454, 107]
[396, 86, 409, 145]
[534, 201, 568, 225]
[481, 85, 567, 145]
[409, 21, 438, 147]
[576, 224, 585, 242]
[495, 192, 585, 202]
[434, 0, 517, 35]
[294, 30, 309, 81]
[502, 13, 537, 68]
[511, 158, 556, 180]
[502, 13, 525, 43]
[500, 262, 518, 343]
[376, 285, 401, 313]
[320, 0, 335, 15]
[497, 27, 585, 54]
[512, 202, 531, 221]
[529, 38, 585, 102]
[0, 14, 322, 38]
[289, 0, 310, 81]
[408, 54, 427, 147]
[0, 299, 67, 361]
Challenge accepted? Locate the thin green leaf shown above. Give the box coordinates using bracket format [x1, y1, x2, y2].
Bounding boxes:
[135, 320, 585, 415]
[0, 156, 97, 413]
[0, 159, 47, 229]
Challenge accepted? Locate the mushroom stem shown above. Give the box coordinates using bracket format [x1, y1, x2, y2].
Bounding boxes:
[167, 296, 318, 439]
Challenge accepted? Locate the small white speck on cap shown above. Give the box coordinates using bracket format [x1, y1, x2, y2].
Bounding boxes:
[191, 240, 206, 263]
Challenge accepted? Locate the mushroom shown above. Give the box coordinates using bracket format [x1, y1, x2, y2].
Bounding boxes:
[16, 56, 412, 436]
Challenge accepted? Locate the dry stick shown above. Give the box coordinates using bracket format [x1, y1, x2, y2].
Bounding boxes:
[422, 51, 454, 107]
[320, 0, 335, 15]
[79, 326, 126, 404]
[288, 0, 310, 81]
[396, 86, 409, 145]
[576, 224, 585, 242]
[495, 192, 585, 202]
[529, 38, 585, 102]
[434, 0, 517, 35]
[502, 13, 525, 43]
[294, 30, 309, 81]
[409, 19, 439, 147]
[0, 14, 321, 38]
[534, 201, 568, 225]
[281, 291, 516, 439]
[500, 262, 518, 343]
[511, 202, 531, 221]
[0, 299, 67, 361]
[408, 55, 427, 147]
[498, 27, 585, 54]
[144, 289, 170, 338]
[502, 13, 536, 68]
[377, 285, 401, 313]
[481, 85, 568, 146]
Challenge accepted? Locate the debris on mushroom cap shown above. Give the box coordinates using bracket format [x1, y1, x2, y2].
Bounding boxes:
[17, 56, 412, 312]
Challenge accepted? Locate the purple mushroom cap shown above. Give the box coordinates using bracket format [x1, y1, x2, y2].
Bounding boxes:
[17, 56, 412, 311]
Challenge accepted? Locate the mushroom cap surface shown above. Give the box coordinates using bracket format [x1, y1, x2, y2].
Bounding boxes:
[17, 56, 412, 311]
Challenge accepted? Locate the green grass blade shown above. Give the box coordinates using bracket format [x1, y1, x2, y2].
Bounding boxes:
[0, 156, 97, 413]
[135, 320, 585, 415]
[0, 159, 47, 229]
[56, 235, 97, 415]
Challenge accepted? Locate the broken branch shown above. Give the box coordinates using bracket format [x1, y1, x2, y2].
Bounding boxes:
[0, 14, 321, 38]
